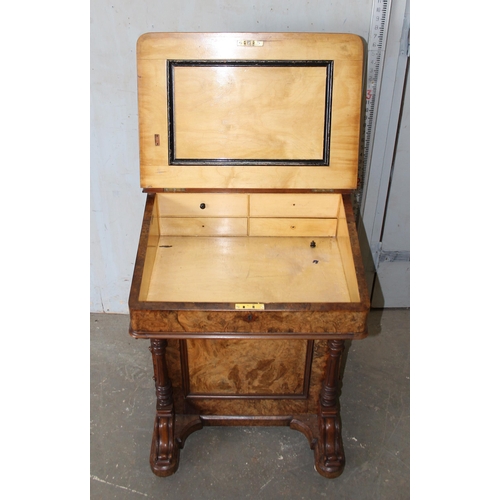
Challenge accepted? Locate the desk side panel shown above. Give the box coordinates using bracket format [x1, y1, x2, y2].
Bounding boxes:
[129, 194, 158, 307]
[165, 338, 329, 416]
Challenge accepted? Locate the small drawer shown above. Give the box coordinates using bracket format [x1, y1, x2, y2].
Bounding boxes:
[160, 217, 248, 236]
[158, 193, 248, 217]
[249, 218, 337, 237]
[249, 193, 340, 218]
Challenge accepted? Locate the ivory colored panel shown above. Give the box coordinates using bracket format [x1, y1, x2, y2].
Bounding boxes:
[137, 59, 168, 172]
[186, 339, 307, 395]
[136, 33, 363, 189]
[137, 32, 364, 61]
[138, 198, 160, 301]
[249, 218, 337, 237]
[157, 193, 248, 217]
[146, 236, 351, 303]
[173, 66, 326, 160]
[336, 200, 360, 302]
[160, 217, 248, 236]
[249, 193, 340, 217]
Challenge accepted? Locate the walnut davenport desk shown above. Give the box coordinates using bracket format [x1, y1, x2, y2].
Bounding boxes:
[128, 32, 370, 478]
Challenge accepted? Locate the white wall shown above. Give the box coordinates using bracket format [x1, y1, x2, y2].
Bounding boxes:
[90, 0, 373, 313]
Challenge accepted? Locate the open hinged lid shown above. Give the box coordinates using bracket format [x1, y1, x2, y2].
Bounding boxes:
[137, 32, 364, 190]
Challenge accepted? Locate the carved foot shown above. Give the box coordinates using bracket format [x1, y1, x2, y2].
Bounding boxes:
[150, 412, 180, 476]
[314, 410, 345, 478]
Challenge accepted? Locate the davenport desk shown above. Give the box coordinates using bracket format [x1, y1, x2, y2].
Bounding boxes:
[128, 32, 370, 478]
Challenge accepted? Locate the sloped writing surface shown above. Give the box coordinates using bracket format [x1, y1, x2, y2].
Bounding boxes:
[137, 32, 363, 189]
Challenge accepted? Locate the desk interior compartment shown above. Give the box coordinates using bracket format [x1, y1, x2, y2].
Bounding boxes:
[137, 192, 361, 306]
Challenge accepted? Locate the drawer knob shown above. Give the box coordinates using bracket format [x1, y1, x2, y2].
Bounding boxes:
[200, 203, 206, 209]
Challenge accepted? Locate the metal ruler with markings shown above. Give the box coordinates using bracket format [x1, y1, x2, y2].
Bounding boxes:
[354, 0, 392, 218]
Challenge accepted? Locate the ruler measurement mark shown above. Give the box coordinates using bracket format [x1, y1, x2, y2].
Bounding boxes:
[355, 0, 392, 219]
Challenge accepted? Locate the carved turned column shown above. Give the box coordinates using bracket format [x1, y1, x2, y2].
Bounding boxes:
[315, 339, 345, 478]
[149, 339, 179, 476]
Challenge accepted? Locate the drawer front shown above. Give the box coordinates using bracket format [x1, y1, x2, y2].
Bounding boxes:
[249, 218, 337, 237]
[249, 193, 340, 218]
[160, 217, 248, 236]
[158, 193, 248, 217]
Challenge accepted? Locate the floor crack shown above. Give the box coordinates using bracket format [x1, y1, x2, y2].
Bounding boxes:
[90, 475, 149, 497]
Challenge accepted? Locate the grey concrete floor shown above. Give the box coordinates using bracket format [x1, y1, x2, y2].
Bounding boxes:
[90, 309, 409, 499]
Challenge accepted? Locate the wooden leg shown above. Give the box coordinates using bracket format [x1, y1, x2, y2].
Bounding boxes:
[315, 339, 346, 478]
[146, 338, 347, 478]
[149, 339, 180, 476]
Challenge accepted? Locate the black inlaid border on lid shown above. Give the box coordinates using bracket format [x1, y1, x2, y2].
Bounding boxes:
[166, 60, 334, 166]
